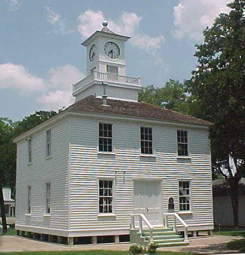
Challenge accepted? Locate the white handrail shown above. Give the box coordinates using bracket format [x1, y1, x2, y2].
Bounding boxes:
[131, 214, 153, 240]
[73, 71, 140, 93]
[164, 213, 189, 242]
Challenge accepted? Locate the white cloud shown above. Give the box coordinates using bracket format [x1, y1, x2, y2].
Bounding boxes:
[38, 65, 83, 110]
[0, 63, 83, 110]
[48, 65, 82, 89]
[0, 63, 45, 92]
[173, 0, 231, 41]
[46, 6, 61, 25]
[131, 34, 165, 52]
[77, 10, 165, 52]
[38, 90, 73, 111]
[77, 10, 105, 38]
[4, 0, 21, 10]
[45, 6, 74, 35]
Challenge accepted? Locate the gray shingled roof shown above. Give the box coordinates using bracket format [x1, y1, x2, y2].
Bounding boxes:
[66, 96, 212, 127]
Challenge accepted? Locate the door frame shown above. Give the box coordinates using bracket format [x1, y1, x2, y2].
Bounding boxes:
[132, 178, 163, 226]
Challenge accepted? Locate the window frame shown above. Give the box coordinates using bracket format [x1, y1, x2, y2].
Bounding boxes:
[98, 123, 113, 153]
[177, 130, 188, 156]
[98, 179, 114, 214]
[27, 186, 31, 214]
[45, 182, 51, 214]
[140, 127, 153, 155]
[178, 180, 191, 211]
[27, 138, 32, 163]
[46, 129, 51, 157]
[107, 65, 118, 80]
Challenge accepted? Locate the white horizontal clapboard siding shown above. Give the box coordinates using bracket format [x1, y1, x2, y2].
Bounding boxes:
[15, 113, 213, 236]
[15, 118, 70, 234]
[68, 115, 213, 233]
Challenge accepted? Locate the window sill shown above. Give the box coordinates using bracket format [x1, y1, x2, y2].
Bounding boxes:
[178, 211, 193, 215]
[46, 155, 53, 160]
[97, 213, 116, 217]
[25, 213, 31, 217]
[43, 214, 51, 217]
[97, 151, 115, 155]
[140, 154, 156, 158]
[177, 156, 191, 159]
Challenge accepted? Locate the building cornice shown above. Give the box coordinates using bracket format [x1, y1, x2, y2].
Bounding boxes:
[13, 109, 209, 144]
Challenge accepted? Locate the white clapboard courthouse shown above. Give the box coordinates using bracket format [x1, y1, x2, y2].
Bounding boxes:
[14, 22, 213, 246]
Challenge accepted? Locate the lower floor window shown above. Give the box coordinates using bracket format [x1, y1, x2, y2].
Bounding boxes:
[179, 181, 190, 211]
[99, 180, 113, 213]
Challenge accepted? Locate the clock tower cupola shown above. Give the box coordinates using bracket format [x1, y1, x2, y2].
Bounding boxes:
[73, 22, 141, 102]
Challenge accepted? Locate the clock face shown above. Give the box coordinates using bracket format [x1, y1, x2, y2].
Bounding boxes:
[104, 42, 120, 59]
[89, 44, 96, 61]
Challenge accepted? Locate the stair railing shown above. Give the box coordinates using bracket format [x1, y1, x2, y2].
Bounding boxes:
[163, 213, 189, 242]
[131, 214, 153, 241]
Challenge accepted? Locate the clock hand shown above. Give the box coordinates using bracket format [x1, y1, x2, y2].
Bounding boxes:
[109, 49, 113, 58]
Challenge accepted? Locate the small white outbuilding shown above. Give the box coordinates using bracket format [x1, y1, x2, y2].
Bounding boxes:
[14, 22, 213, 245]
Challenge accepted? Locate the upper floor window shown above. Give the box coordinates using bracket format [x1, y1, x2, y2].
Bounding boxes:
[107, 65, 118, 80]
[46, 183, 51, 214]
[27, 138, 32, 163]
[99, 123, 112, 152]
[46, 129, 51, 157]
[179, 181, 190, 211]
[141, 127, 153, 154]
[27, 186, 31, 214]
[177, 130, 188, 156]
[99, 180, 113, 213]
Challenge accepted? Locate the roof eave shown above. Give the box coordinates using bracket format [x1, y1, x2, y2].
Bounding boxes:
[67, 110, 211, 129]
[82, 31, 130, 46]
[13, 111, 68, 143]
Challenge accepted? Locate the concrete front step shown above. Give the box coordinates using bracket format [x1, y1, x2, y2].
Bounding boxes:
[153, 238, 185, 244]
[143, 228, 173, 232]
[141, 227, 188, 247]
[155, 241, 189, 247]
[142, 231, 176, 235]
[132, 227, 189, 247]
[148, 234, 182, 240]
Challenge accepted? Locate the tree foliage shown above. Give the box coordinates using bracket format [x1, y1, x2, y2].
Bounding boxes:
[139, 79, 201, 116]
[187, 0, 245, 226]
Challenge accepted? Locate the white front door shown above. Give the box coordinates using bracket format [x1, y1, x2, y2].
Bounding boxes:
[133, 180, 162, 226]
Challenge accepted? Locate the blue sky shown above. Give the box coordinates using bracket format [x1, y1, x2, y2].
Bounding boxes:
[0, 0, 231, 120]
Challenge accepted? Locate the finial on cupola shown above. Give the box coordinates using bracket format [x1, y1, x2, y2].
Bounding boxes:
[102, 20, 108, 27]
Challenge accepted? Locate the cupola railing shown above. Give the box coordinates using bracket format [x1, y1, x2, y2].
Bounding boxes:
[73, 71, 141, 93]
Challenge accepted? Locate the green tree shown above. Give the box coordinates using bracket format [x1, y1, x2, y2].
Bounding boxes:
[139, 79, 195, 115]
[188, 0, 245, 226]
[0, 118, 15, 233]
[0, 111, 57, 233]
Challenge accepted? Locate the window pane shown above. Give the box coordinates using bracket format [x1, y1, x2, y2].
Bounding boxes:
[141, 127, 153, 154]
[99, 123, 112, 152]
[179, 181, 190, 211]
[177, 130, 188, 156]
[99, 180, 113, 213]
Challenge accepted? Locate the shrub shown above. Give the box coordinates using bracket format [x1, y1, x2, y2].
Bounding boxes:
[129, 244, 143, 255]
[226, 239, 245, 251]
[147, 242, 158, 254]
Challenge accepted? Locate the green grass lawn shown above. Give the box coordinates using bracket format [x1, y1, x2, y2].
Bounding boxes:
[0, 251, 194, 255]
[1, 227, 16, 236]
[214, 228, 245, 252]
[214, 229, 245, 237]
[226, 238, 245, 252]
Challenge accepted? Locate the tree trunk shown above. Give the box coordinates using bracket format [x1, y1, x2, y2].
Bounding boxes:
[0, 183, 7, 233]
[228, 179, 240, 227]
